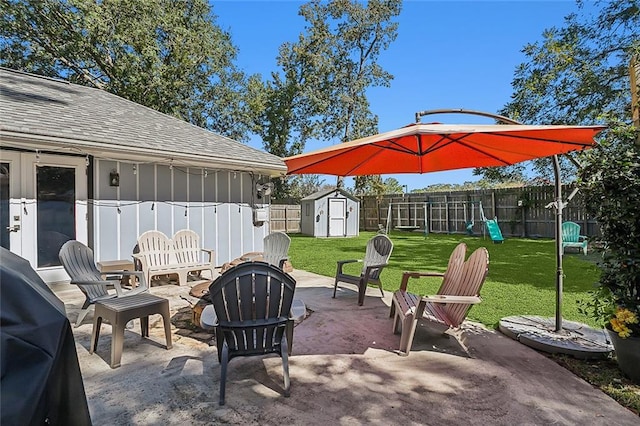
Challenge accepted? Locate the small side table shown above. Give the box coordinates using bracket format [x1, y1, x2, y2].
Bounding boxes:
[90, 293, 172, 368]
[97, 259, 135, 287]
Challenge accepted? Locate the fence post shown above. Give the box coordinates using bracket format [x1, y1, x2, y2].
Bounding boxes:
[283, 205, 287, 233]
[491, 191, 496, 219]
[444, 194, 449, 233]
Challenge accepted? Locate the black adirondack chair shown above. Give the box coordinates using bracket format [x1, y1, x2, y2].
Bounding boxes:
[333, 234, 394, 306]
[209, 261, 297, 405]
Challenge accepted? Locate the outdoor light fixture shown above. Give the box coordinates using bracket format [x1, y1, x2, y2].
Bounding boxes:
[109, 170, 120, 187]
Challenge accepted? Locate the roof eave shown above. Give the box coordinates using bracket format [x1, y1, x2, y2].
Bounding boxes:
[0, 130, 288, 177]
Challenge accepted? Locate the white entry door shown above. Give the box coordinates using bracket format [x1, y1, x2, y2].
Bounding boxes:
[1, 151, 22, 254]
[0, 151, 87, 282]
[328, 198, 346, 237]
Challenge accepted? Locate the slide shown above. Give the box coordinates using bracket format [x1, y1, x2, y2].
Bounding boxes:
[485, 219, 504, 243]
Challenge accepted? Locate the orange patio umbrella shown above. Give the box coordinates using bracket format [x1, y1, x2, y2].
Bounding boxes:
[284, 109, 607, 342]
[284, 122, 605, 176]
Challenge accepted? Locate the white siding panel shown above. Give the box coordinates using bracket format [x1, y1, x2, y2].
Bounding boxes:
[97, 201, 119, 261]
[241, 205, 254, 252]
[188, 205, 203, 242]
[203, 205, 218, 265]
[229, 205, 243, 261]
[156, 166, 173, 236]
[217, 204, 232, 263]
[156, 202, 172, 238]
[119, 163, 137, 258]
[173, 203, 188, 232]
[119, 203, 137, 258]
[93, 159, 266, 267]
[139, 203, 155, 234]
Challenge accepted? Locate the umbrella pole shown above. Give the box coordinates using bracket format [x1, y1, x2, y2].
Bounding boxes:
[552, 155, 563, 332]
[415, 108, 570, 332]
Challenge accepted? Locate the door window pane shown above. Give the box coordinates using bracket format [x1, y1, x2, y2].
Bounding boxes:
[0, 163, 9, 250]
[37, 166, 75, 267]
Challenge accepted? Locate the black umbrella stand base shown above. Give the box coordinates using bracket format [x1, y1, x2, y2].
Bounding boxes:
[499, 315, 613, 360]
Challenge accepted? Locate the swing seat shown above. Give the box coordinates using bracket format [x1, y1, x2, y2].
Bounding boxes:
[396, 225, 420, 230]
[465, 221, 474, 235]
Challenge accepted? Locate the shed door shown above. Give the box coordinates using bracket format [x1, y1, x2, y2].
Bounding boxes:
[328, 198, 346, 237]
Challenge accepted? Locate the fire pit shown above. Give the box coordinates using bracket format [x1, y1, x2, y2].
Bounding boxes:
[189, 281, 212, 327]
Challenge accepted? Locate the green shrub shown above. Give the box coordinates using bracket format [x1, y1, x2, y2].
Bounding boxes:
[578, 124, 640, 338]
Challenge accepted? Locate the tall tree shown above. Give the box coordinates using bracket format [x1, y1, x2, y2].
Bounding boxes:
[1, 0, 256, 141]
[301, 0, 400, 190]
[475, 0, 640, 182]
[256, 0, 401, 198]
[253, 35, 324, 198]
[299, 0, 399, 140]
[383, 177, 403, 194]
[287, 175, 326, 200]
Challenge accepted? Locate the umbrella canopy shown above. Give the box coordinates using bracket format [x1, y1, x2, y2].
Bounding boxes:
[284, 123, 606, 176]
[285, 116, 606, 334]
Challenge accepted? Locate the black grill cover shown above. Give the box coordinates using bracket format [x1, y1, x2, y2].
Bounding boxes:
[1, 247, 92, 425]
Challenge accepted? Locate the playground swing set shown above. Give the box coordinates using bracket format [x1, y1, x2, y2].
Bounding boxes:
[383, 200, 504, 243]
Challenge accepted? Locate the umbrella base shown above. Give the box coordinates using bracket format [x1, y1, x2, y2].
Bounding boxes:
[498, 315, 613, 360]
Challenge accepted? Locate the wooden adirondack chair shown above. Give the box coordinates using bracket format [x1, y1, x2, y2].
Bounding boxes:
[390, 245, 489, 356]
[562, 221, 588, 255]
[59, 240, 148, 327]
[172, 229, 215, 280]
[333, 234, 394, 306]
[209, 261, 296, 405]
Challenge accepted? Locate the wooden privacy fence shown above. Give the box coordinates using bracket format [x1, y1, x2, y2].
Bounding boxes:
[272, 185, 599, 239]
[359, 185, 598, 239]
[269, 204, 301, 233]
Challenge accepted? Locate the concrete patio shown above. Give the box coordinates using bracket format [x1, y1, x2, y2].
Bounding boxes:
[53, 269, 638, 425]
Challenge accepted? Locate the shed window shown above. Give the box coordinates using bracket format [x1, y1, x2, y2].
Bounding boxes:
[305, 203, 310, 216]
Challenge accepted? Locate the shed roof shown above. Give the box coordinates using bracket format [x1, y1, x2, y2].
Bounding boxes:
[301, 187, 360, 202]
[0, 68, 286, 176]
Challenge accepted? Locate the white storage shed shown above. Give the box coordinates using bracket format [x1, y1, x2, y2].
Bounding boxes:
[300, 188, 359, 237]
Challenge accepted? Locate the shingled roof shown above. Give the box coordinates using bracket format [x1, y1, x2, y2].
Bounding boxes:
[0, 68, 286, 176]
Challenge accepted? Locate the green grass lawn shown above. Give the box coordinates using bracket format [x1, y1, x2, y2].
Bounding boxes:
[289, 230, 602, 329]
[289, 231, 640, 414]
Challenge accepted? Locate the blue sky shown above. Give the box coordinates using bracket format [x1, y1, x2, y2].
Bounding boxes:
[213, 0, 583, 191]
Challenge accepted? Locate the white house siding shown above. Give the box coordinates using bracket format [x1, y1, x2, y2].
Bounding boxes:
[93, 159, 269, 266]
